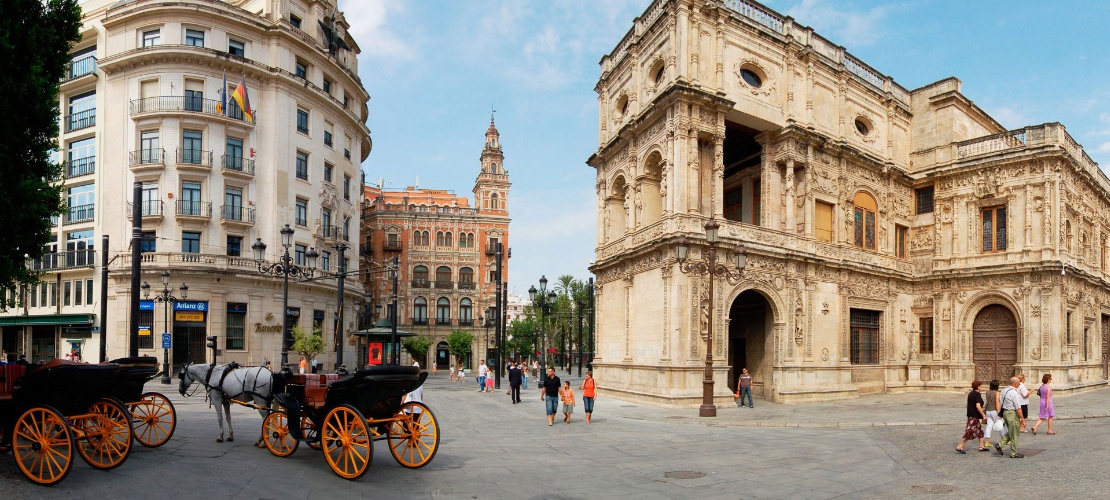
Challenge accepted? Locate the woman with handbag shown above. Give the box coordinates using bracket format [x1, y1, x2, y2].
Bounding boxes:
[956, 380, 988, 453]
[982, 380, 1001, 449]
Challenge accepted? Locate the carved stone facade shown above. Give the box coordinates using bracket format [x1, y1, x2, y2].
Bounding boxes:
[588, 0, 1109, 406]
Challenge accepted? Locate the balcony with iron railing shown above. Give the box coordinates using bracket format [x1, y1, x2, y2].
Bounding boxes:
[175, 200, 212, 219]
[220, 205, 255, 225]
[221, 155, 255, 177]
[458, 281, 475, 290]
[458, 319, 474, 326]
[65, 204, 95, 225]
[126, 200, 163, 219]
[433, 280, 454, 290]
[411, 279, 430, 289]
[129, 148, 165, 169]
[129, 96, 253, 123]
[64, 109, 96, 133]
[64, 157, 95, 179]
[383, 240, 403, 252]
[176, 148, 213, 169]
[435, 318, 452, 326]
[410, 317, 429, 326]
[320, 225, 340, 239]
[63, 55, 97, 83]
[27, 250, 96, 271]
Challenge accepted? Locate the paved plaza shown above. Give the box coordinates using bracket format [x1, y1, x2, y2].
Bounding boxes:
[1, 370, 1107, 499]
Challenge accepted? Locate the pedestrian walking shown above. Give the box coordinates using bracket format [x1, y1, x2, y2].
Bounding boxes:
[1017, 373, 1032, 432]
[734, 368, 753, 408]
[508, 361, 523, 403]
[263, 357, 272, 372]
[450, 365, 456, 382]
[560, 381, 576, 424]
[541, 367, 561, 426]
[996, 376, 1026, 458]
[311, 357, 318, 374]
[298, 356, 306, 375]
[457, 366, 465, 384]
[532, 360, 539, 383]
[956, 380, 987, 453]
[478, 359, 488, 392]
[1031, 373, 1056, 435]
[579, 371, 596, 424]
[983, 380, 1001, 449]
[521, 360, 529, 390]
[485, 372, 495, 393]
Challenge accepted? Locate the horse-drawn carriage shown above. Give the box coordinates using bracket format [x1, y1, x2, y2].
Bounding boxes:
[0, 357, 176, 485]
[261, 365, 439, 480]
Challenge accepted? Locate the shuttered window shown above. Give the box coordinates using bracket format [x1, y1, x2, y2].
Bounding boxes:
[815, 201, 834, 242]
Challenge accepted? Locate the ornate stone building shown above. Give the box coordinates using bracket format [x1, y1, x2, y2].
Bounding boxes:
[360, 119, 511, 370]
[588, 0, 1109, 406]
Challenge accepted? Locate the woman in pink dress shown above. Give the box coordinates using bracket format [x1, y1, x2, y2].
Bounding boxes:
[1031, 373, 1056, 435]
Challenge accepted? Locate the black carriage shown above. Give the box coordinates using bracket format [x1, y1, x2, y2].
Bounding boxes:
[106, 357, 176, 447]
[0, 360, 135, 485]
[261, 365, 439, 480]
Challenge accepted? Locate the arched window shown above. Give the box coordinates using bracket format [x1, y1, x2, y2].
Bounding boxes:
[436, 297, 451, 325]
[445, 231, 452, 247]
[413, 230, 421, 245]
[460, 298, 473, 325]
[459, 267, 474, 289]
[853, 192, 877, 250]
[436, 231, 444, 246]
[435, 266, 451, 288]
[490, 162, 498, 174]
[413, 265, 429, 287]
[467, 233, 475, 248]
[490, 193, 499, 210]
[422, 231, 430, 246]
[413, 297, 427, 324]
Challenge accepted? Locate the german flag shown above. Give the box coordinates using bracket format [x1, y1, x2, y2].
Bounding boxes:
[231, 77, 253, 123]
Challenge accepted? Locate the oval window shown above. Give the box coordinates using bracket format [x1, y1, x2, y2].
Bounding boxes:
[855, 118, 870, 135]
[740, 68, 762, 88]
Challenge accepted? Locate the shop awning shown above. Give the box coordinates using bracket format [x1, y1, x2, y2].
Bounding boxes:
[0, 314, 95, 326]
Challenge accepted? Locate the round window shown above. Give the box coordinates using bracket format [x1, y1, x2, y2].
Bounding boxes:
[855, 118, 870, 135]
[739, 68, 762, 88]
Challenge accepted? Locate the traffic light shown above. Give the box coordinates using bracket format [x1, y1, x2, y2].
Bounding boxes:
[206, 336, 217, 349]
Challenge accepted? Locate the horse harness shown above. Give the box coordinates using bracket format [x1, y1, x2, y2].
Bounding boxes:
[198, 362, 273, 405]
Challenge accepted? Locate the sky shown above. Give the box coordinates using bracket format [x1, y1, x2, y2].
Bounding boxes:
[339, 0, 1110, 294]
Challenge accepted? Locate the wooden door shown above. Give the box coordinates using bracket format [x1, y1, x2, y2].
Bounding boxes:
[973, 305, 1018, 382]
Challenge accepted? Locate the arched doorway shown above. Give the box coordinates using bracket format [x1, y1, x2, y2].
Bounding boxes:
[972, 305, 1018, 382]
[435, 341, 450, 370]
[728, 290, 773, 398]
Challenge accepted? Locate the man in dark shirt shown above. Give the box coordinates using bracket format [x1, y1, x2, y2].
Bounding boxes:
[541, 367, 561, 426]
[508, 360, 523, 404]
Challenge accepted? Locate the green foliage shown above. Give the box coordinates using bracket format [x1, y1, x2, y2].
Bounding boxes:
[0, 0, 81, 295]
[506, 317, 537, 359]
[402, 334, 434, 365]
[291, 325, 326, 362]
[445, 330, 473, 367]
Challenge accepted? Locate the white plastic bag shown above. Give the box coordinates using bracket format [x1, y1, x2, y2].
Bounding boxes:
[992, 418, 1006, 434]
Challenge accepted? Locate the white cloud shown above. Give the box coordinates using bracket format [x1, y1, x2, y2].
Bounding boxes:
[339, 0, 416, 62]
[785, 0, 889, 47]
[989, 106, 1029, 130]
[1097, 141, 1110, 154]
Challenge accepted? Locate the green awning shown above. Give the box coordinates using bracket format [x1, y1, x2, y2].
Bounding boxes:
[0, 314, 95, 326]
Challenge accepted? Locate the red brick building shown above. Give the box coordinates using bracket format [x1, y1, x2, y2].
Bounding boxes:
[360, 119, 510, 369]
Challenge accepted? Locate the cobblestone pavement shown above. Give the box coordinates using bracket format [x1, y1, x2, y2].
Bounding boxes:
[0, 370, 1105, 499]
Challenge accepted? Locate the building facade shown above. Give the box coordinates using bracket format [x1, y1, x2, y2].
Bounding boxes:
[360, 120, 511, 370]
[589, 0, 1109, 406]
[0, 0, 370, 371]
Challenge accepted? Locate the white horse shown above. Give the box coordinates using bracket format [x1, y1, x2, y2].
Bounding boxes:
[179, 363, 277, 445]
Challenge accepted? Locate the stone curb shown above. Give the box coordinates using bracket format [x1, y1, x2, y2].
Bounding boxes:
[619, 412, 1110, 428]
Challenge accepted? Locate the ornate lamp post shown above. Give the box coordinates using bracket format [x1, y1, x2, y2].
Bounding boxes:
[142, 270, 188, 384]
[674, 218, 747, 417]
[252, 224, 318, 368]
[528, 276, 557, 378]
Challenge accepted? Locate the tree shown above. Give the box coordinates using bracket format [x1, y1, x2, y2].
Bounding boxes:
[445, 330, 473, 368]
[402, 334, 433, 367]
[0, 0, 82, 296]
[506, 317, 536, 361]
[291, 325, 325, 364]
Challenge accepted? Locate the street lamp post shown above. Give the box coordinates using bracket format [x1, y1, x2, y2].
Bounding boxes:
[142, 270, 188, 384]
[252, 224, 318, 369]
[675, 218, 747, 418]
[528, 276, 557, 379]
[334, 242, 348, 369]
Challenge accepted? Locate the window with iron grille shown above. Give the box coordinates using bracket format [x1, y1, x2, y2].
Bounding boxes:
[919, 317, 933, 354]
[915, 186, 934, 214]
[226, 306, 246, 350]
[982, 206, 1007, 253]
[138, 309, 154, 349]
[296, 151, 308, 180]
[850, 309, 880, 365]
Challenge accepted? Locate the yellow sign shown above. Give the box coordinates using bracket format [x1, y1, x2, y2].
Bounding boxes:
[139, 328, 151, 336]
[175, 311, 205, 322]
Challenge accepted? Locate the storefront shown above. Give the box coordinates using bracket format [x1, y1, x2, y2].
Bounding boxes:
[172, 301, 208, 367]
[0, 314, 95, 363]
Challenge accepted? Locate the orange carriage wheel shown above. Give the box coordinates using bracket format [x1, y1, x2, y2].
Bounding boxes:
[12, 405, 74, 485]
[322, 404, 372, 480]
[130, 392, 176, 447]
[386, 401, 440, 469]
[76, 398, 133, 470]
[301, 416, 322, 450]
[262, 412, 299, 457]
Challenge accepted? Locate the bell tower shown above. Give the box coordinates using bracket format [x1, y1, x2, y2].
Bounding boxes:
[474, 117, 510, 214]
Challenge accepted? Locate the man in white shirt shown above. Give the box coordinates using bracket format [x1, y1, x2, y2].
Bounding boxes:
[995, 376, 1026, 458]
[478, 359, 488, 392]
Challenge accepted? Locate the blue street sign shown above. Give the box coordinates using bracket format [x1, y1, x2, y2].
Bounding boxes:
[162, 333, 172, 349]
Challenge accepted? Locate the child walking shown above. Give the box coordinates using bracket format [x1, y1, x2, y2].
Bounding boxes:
[560, 381, 576, 424]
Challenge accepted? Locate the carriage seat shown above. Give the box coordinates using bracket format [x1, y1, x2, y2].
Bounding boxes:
[296, 374, 339, 408]
[0, 363, 28, 399]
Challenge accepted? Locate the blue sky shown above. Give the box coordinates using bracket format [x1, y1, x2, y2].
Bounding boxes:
[340, 0, 1110, 294]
